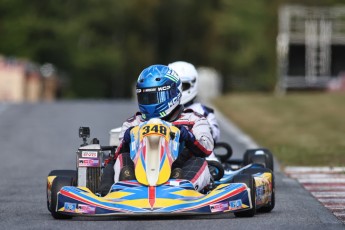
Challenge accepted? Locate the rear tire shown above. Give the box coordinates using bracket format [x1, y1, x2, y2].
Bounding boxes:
[49, 176, 74, 219]
[207, 160, 224, 181]
[214, 142, 232, 162]
[232, 174, 256, 217]
[243, 148, 274, 171]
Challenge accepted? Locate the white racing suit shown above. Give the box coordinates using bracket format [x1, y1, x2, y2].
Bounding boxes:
[113, 108, 214, 192]
[186, 103, 220, 161]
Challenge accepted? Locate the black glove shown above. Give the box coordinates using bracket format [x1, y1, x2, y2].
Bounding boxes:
[123, 126, 134, 143]
[176, 125, 195, 143]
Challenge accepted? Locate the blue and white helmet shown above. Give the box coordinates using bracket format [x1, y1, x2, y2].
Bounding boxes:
[136, 65, 182, 120]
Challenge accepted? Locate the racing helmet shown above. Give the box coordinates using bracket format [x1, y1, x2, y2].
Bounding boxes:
[136, 64, 182, 120]
[168, 61, 198, 105]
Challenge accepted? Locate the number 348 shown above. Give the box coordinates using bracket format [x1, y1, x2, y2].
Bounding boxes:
[142, 125, 167, 135]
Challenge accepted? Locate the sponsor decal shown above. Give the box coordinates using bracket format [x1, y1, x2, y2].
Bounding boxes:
[79, 158, 100, 167]
[256, 185, 266, 204]
[229, 199, 243, 211]
[256, 185, 266, 196]
[143, 88, 157, 93]
[210, 202, 229, 213]
[139, 86, 172, 93]
[168, 96, 179, 108]
[82, 151, 98, 158]
[169, 180, 180, 186]
[77, 204, 96, 214]
[157, 85, 171, 91]
[64, 202, 77, 212]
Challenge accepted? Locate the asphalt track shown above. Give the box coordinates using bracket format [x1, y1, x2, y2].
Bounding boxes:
[0, 101, 343, 230]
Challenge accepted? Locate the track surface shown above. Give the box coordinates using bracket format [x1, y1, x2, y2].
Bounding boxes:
[0, 101, 343, 230]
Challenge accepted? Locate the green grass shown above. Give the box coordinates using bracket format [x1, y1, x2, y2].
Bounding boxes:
[213, 92, 345, 167]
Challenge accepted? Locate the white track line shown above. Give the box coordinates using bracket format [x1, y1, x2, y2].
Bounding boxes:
[312, 192, 345, 197]
[297, 178, 345, 183]
[285, 166, 345, 173]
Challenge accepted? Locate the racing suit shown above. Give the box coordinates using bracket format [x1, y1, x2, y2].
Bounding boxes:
[186, 102, 220, 142]
[108, 105, 214, 192]
[186, 102, 220, 161]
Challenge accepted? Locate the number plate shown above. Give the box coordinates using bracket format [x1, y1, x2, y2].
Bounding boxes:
[141, 124, 168, 137]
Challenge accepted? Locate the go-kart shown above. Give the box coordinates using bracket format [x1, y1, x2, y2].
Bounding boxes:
[47, 119, 275, 219]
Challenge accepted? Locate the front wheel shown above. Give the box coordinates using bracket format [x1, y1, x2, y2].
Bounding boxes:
[48, 170, 77, 181]
[258, 170, 275, 213]
[49, 176, 74, 219]
[240, 167, 275, 212]
[47, 170, 76, 212]
[232, 174, 256, 217]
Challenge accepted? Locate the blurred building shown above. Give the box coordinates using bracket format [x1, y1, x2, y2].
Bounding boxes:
[0, 56, 59, 102]
[276, 5, 345, 93]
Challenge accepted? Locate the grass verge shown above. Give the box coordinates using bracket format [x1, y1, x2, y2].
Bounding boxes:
[213, 92, 345, 167]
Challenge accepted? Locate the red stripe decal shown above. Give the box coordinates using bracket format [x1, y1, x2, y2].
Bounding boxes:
[160, 142, 164, 160]
[191, 161, 208, 183]
[175, 186, 247, 212]
[148, 186, 156, 209]
[60, 189, 128, 213]
[143, 143, 146, 160]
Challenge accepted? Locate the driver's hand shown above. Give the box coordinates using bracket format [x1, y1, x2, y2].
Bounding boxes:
[176, 125, 195, 143]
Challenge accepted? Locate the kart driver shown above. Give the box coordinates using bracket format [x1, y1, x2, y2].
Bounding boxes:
[168, 61, 220, 161]
[99, 64, 213, 196]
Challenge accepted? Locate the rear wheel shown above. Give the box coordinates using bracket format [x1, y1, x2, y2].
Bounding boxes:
[49, 176, 74, 219]
[207, 160, 224, 181]
[232, 174, 256, 217]
[214, 142, 232, 162]
[243, 148, 274, 171]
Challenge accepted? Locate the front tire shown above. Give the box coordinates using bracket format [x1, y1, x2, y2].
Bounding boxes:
[257, 170, 275, 213]
[232, 174, 256, 217]
[47, 170, 76, 212]
[241, 167, 275, 213]
[49, 176, 74, 219]
[48, 170, 77, 181]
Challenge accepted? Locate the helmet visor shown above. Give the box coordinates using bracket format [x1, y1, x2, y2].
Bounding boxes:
[182, 82, 191, 91]
[137, 89, 173, 105]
